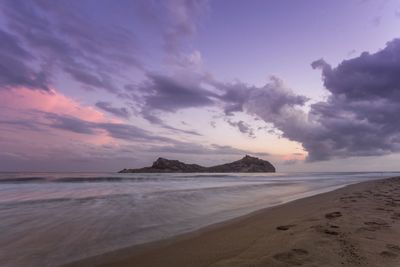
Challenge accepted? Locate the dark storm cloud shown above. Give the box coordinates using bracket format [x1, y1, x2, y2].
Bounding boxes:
[141, 73, 216, 112]
[217, 82, 251, 115]
[234, 78, 311, 153]
[312, 39, 400, 101]
[216, 76, 309, 117]
[130, 72, 217, 129]
[0, 0, 141, 92]
[95, 102, 130, 119]
[122, 84, 204, 136]
[300, 39, 400, 161]
[0, 29, 50, 91]
[136, 73, 309, 141]
[206, 77, 311, 151]
[138, 73, 307, 120]
[199, 40, 400, 161]
[198, 39, 400, 162]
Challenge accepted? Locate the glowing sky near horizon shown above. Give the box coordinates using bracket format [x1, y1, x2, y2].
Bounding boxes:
[1, 0, 400, 171]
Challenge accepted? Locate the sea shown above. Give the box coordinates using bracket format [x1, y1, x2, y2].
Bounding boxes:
[0, 171, 399, 267]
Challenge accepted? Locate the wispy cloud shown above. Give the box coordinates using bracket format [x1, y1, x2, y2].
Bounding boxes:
[0, 0, 142, 93]
[95, 102, 131, 119]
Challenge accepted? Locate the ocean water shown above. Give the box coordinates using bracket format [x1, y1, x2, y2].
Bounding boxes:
[0, 171, 398, 266]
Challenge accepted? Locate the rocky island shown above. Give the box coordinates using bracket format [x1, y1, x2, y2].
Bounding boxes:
[119, 155, 276, 173]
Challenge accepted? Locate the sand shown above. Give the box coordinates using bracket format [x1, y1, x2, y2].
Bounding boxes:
[64, 177, 400, 267]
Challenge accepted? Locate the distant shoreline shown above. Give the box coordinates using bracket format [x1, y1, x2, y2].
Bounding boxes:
[65, 176, 400, 267]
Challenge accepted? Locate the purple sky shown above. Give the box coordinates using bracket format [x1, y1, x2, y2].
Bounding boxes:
[1, 0, 400, 172]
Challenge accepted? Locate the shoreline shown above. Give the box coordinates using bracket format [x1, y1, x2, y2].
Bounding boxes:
[64, 176, 400, 267]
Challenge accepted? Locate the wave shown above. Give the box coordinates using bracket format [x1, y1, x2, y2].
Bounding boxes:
[0, 177, 47, 183]
[54, 177, 143, 182]
[0, 176, 166, 183]
[0, 174, 265, 183]
[181, 174, 243, 178]
[0, 193, 134, 207]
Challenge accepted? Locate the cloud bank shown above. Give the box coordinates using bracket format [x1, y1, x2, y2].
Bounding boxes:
[225, 39, 400, 161]
[132, 39, 400, 162]
[303, 39, 400, 160]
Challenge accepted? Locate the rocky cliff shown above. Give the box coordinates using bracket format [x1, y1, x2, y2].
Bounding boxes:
[119, 155, 276, 173]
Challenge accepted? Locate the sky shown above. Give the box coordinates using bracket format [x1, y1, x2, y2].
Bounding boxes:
[1, 0, 400, 172]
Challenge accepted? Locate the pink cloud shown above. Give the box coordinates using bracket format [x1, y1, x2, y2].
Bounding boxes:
[0, 87, 110, 123]
[0, 87, 126, 154]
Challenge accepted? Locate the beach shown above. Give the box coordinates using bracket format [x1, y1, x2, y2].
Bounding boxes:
[65, 176, 400, 267]
[2, 172, 393, 267]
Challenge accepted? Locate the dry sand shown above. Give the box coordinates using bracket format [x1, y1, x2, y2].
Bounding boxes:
[65, 177, 400, 267]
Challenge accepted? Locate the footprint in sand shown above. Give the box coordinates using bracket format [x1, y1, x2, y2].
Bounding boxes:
[380, 251, 398, 258]
[385, 201, 398, 207]
[311, 224, 340, 236]
[273, 248, 309, 265]
[276, 224, 296, 231]
[364, 219, 389, 227]
[390, 212, 400, 220]
[386, 244, 400, 252]
[324, 229, 339, 236]
[356, 219, 389, 233]
[357, 226, 380, 232]
[325, 211, 342, 219]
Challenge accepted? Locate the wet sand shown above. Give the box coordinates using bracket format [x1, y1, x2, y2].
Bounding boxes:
[65, 177, 400, 267]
